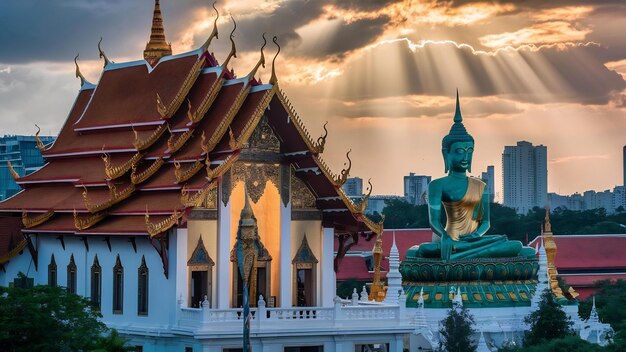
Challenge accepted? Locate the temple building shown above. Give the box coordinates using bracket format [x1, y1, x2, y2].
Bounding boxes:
[0, 2, 415, 351]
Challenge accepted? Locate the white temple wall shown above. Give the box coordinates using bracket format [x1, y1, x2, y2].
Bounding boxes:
[31, 233, 179, 331]
[0, 239, 35, 287]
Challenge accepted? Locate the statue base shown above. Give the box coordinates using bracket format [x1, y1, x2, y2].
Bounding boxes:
[400, 256, 539, 308]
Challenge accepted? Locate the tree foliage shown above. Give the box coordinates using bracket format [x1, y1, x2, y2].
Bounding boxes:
[0, 278, 133, 352]
[523, 289, 574, 346]
[439, 307, 477, 352]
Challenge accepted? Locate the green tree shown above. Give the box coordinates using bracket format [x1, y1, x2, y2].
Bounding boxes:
[0, 277, 133, 351]
[439, 306, 477, 352]
[523, 289, 574, 346]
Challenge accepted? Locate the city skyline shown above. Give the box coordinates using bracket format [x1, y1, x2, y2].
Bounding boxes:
[0, 1, 625, 196]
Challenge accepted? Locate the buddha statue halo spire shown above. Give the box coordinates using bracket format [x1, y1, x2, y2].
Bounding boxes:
[442, 89, 474, 152]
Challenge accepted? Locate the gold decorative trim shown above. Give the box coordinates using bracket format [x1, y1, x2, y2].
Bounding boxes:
[0, 239, 28, 265]
[230, 88, 276, 149]
[35, 124, 46, 152]
[174, 159, 204, 183]
[181, 182, 218, 208]
[204, 83, 250, 152]
[102, 152, 143, 180]
[133, 124, 167, 151]
[7, 161, 19, 181]
[276, 89, 326, 153]
[145, 208, 183, 238]
[83, 183, 135, 213]
[131, 157, 164, 185]
[22, 210, 54, 229]
[167, 129, 194, 154]
[206, 153, 239, 180]
[73, 209, 107, 230]
[314, 150, 351, 188]
[158, 57, 206, 120]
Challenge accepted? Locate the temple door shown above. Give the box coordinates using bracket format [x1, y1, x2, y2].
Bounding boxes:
[292, 234, 319, 307]
[188, 237, 214, 308]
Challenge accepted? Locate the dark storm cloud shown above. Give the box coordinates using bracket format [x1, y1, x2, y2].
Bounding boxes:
[326, 40, 626, 105]
[0, 0, 204, 63]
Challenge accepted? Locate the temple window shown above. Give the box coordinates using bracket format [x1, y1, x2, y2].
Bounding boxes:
[138, 255, 149, 316]
[113, 255, 124, 314]
[48, 254, 57, 287]
[292, 234, 318, 307]
[67, 254, 77, 294]
[187, 237, 214, 308]
[90, 255, 102, 309]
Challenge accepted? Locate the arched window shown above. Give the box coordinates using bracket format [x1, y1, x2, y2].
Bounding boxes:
[113, 255, 124, 314]
[137, 255, 149, 316]
[188, 237, 214, 308]
[91, 255, 102, 309]
[48, 254, 57, 287]
[67, 254, 77, 294]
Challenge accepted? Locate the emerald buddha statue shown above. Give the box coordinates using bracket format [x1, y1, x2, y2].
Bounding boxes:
[406, 92, 535, 261]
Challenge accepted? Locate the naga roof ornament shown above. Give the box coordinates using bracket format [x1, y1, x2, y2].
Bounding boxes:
[335, 149, 352, 187]
[35, 124, 46, 152]
[269, 36, 280, 85]
[222, 16, 237, 70]
[247, 33, 267, 80]
[200, 2, 219, 53]
[74, 53, 87, 87]
[98, 37, 111, 67]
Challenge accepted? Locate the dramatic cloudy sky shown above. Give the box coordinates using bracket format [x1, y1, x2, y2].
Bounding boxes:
[1, 0, 625, 199]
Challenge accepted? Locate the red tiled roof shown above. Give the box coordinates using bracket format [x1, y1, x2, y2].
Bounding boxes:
[0, 216, 24, 263]
[336, 256, 371, 281]
[74, 53, 201, 130]
[529, 235, 626, 270]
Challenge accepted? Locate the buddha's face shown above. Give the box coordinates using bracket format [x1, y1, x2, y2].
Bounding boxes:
[445, 141, 474, 173]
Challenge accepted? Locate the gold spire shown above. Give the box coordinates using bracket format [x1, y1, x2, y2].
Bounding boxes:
[144, 0, 172, 65]
[544, 205, 552, 234]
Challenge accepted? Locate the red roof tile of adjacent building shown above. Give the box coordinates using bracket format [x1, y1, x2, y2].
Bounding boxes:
[336, 256, 372, 281]
[529, 234, 626, 271]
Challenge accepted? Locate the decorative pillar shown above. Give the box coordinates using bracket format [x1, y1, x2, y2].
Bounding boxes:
[279, 164, 292, 307]
[217, 178, 232, 309]
[322, 227, 336, 307]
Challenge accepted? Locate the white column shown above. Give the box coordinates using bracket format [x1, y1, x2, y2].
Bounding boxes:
[217, 190, 232, 309]
[279, 201, 292, 307]
[175, 228, 187, 308]
[322, 227, 335, 307]
[390, 335, 404, 352]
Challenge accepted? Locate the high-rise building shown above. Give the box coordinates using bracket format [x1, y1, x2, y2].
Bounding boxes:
[342, 177, 363, 197]
[0, 135, 54, 200]
[404, 173, 431, 205]
[502, 141, 547, 214]
[481, 165, 495, 203]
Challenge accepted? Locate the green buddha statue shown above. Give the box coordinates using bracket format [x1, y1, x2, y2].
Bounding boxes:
[407, 92, 535, 261]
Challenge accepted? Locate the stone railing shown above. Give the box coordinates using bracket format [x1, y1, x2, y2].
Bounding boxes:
[175, 293, 409, 333]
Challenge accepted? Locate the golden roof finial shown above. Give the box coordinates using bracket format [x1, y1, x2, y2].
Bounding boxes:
[359, 178, 373, 213]
[7, 161, 19, 180]
[201, 2, 219, 53]
[222, 16, 237, 69]
[74, 53, 86, 86]
[335, 149, 352, 187]
[247, 33, 266, 80]
[34, 124, 45, 152]
[144, 0, 172, 65]
[98, 37, 111, 67]
[269, 36, 280, 85]
[544, 204, 552, 234]
[314, 121, 328, 153]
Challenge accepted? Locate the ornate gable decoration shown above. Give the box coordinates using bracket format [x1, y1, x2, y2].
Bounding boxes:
[291, 168, 316, 209]
[232, 162, 279, 204]
[188, 237, 214, 266]
[292, 234, 318, 264]
[247, 115, 280, 152]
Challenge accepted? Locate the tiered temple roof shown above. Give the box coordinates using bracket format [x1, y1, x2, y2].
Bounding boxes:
[0, 5, 382, 270]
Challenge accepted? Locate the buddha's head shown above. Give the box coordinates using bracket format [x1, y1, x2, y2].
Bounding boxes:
[442, 92, 474, 173]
